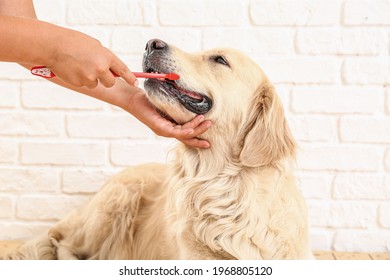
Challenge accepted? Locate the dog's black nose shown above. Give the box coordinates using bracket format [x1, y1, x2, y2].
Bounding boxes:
[145, 39, 168, 54]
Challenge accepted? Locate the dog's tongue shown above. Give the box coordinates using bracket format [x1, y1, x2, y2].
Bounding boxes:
[178, 88, 203, 100]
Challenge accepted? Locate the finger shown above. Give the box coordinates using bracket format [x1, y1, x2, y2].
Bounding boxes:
[191, 120, 212, 137]
[85, 79, 99, 89]
[98, 71, 116, 88]
[169, 125, 194, 138]
[181, 137, 211, 149]
[182, 115, 205, 129]
[181, 115, 212, 137]
[110, 61, 138, 87]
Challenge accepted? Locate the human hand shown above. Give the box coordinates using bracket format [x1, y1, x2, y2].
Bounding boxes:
[127, 88, 212, 148]
[45, 26, 137, 89]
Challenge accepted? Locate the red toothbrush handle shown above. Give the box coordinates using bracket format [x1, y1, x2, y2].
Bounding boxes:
[31, 66, 56, 78]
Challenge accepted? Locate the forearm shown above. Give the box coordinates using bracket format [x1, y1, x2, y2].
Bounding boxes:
[0, 0, 36, 18]
[0, 15, 65, 65]
[0, 0, 44, 64]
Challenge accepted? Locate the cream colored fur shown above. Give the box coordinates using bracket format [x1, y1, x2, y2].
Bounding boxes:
[1, 43, 313, 260]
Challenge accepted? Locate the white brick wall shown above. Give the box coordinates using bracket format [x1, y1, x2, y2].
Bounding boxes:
[0, 0, 389, 253]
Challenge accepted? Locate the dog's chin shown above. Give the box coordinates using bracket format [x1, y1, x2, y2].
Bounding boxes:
[144, 79, 213, 124]
[147, 95, 195, 124]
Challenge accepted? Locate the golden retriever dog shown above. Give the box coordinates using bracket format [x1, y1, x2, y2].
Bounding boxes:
[1, 39, 313, 260]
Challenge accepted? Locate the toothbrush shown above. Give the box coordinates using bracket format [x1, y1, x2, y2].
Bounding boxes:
[30, 66, 180, 81]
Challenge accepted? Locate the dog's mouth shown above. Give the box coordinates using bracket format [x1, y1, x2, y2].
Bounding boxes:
[144, 68, 213, 115]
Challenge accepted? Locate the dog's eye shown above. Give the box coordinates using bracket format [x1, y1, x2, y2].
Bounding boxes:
[213, 55, 230, 67]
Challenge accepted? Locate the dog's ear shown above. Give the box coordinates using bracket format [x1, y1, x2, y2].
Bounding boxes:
[239, 83, 296, 167]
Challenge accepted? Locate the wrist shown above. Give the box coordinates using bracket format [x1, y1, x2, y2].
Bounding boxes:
[39, 24, 73, 67]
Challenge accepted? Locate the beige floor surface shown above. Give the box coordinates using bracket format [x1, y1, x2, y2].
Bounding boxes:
[1, 241, 389, 260]
[314, 251, 390, 260]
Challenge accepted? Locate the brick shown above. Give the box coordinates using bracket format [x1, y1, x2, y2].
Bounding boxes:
[307, 200, 331, 227]
[66, 113, 151, 139]
[117, 55, 144, 74]
[289, 116, 337, 142]
[296, 29, 388, 55]
[0, 142, 17, 164]
[67, 0, 152, 26]
[258, 58, 337, 84]
[112, 27, 202, 54]
[17, 195, 89, 221]
[0, 168, 59, 192]
[0, 196, 14, 219]
[20, 142, 106, 166]
[0, 112, 62, 136]
[344, 0, 390, 25]
[0, 223, 53, 240]
[385, 148, 390, 171]
[387, 64, 390, 85]
[297, 145, 382, 171]
[0, 62, 34, 80]
[159, 0, 245, 26]
[297, 172, 332, 199]
[0, 81, 19, 108]
[62, 169, 116, 194]
[340, 117, 390, 143]
[291, 87, 383, 114]
[67, 0, 116, 25]
[69, 27, 111, 48]
[115, 0, 154, 25]
[342, 58, 387, 85]
[379, 203, 390, 228]
[21, 81, 103, 110]
[203, 29, 293, 54]
[273, 85, 290, 108]
[334, 230, 390, 252]
[309, 229, 334, 251]
[387, 89, 390, 114]
[33, 0, 66, 24]
[250, 0, 339, 26]
[110, 141, 171, 166]
[329, 202, 377, 229]
[334, 174, 390, 200]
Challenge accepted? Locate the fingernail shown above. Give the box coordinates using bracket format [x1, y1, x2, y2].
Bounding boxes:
[197, 115, 205, 121]
[134, 79, 139, 87]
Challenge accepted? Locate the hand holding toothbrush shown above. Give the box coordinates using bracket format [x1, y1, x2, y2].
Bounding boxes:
[39, 26, 138, 89]
[0, 12, 209, 148]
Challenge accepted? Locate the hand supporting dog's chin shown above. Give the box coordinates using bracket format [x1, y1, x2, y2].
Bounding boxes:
[146, 96, 213, 148]
[123, 90, 210, 148]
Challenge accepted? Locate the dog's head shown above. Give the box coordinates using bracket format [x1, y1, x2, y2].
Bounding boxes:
[143, 39, 296, 167]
